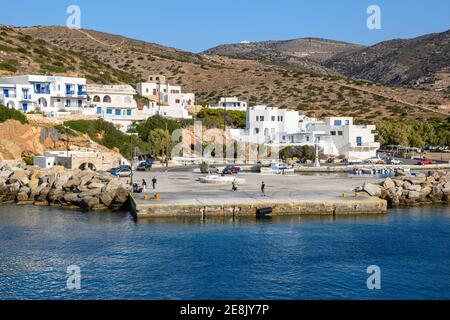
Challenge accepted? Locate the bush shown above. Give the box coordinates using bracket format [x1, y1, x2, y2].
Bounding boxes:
[0, 104, 28, 124]
[0, 59, 19, 72]
[196, 108, 246, 128]
[134, 115, 181, 142]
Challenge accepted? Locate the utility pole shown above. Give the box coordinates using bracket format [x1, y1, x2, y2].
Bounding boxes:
[65, 128, 70, 169]
[130, 134, 134, 185]
[223, 96, 226, 164]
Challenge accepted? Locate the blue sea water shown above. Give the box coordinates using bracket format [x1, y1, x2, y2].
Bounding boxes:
[0, 205, 449, 300]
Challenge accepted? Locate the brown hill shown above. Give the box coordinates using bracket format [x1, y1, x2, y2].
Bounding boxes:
[325, 30, 450, 90]
[0, 25, 448, 122]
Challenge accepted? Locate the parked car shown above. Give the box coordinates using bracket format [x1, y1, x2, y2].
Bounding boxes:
[416, 159, 433, 165]
[136, 161, 152, 172]
[388, 159, 403, 165]
[111, 167, 132, 177]
[365, 157, 385, 164]
[222, 165, 241, 175]
[207, 165, 219, 174]
[108, 165, 131, 173]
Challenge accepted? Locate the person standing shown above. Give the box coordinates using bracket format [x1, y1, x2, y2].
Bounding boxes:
[261, 181, 266, 196]
[152, 177, 157, 190]
[142, 179, 147, 192]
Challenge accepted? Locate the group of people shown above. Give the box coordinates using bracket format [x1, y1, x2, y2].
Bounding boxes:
[231, 179, 266, 196]
[129, 177, 158, 194]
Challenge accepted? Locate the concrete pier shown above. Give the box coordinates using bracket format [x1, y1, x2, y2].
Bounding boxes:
[130, 169, 388, 218]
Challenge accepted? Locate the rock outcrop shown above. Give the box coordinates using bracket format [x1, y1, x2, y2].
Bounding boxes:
[0, 162, 131, 211]
[357, 171, 450, 207]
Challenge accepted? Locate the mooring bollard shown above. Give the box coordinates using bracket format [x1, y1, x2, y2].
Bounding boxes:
[154, 194, 161, 200]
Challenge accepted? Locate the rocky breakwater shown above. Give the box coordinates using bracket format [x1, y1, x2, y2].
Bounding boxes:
[357, 170, 450, 207]
[0, 163, 131, 211]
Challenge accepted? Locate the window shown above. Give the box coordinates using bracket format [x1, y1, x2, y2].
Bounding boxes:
[259, 116, 264, 121]
[127, 109, 132, 116]
[78, 100, 83, 108]
[93, 96, 101, 103]
[96, 107, 102, 114]
[103, 95, 112, 103]
[256, 116, 259, 121]
[106, 109, 113, 115]
[175, 99, 180, 104]
[255, 128, 259, 134]
[3, 89, 9, 97]
[331, 131, 336, 136]
[334, 120, 342, 126]
[306, 136, 310, 142]
[271, 116, 275, 121]
[153, 89, 157, 95]
[115, 109, 121, 116]
[345, 120, 350, 125]
[356, 136, 362, 147]
[338, 131, 343, 136]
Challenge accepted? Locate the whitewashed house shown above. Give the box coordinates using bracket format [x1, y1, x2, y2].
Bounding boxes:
[136, 75, 195, 119]
[0, 75, 87, 113]
[138, 101, 192, 119]
[208, 97, 248, 111]
[230, 106, 380, 161]
[85, 84, 147, 132]
[230, 105, 300, 144]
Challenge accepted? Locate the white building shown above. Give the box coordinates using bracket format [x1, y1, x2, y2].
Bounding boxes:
[85, 84, 146, 132]
[230, 106, 380, 161]
[136, 75, 196, 109]
[208, 97, 248, 111]
[230, 105, 300, 144]
[139, 101, 192, 120]
[33, 150, 128, 171]
[0, 75, 87, 113]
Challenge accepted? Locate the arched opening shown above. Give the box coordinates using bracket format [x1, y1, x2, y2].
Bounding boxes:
[93, 95, 101, 103]
[79, 162, 96, 171]
[6, 101, 15, 109]
[114, 96, 123, 103]
[103, 95, 112, 103]
[38, 98, 48, 108]
[124, 96, 132, 104]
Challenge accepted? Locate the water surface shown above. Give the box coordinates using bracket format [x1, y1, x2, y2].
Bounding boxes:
[0, 205, 449, 299]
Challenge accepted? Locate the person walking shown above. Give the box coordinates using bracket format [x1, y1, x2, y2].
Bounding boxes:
[261, 181, 266, 196]
[152, 177, 157, 190]
[142, 179, 147, 192]
[232, 179, 238, 192]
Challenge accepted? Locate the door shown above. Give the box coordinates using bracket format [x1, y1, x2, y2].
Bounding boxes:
[22, 103, 28, 111]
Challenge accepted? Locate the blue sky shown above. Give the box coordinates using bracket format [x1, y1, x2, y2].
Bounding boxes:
[2, 0, 449, 52]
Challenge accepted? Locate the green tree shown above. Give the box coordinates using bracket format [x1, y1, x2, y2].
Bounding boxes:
[149, 128, 173, 157]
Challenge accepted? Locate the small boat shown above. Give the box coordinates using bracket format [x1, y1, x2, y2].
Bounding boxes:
[261, 161, 295, 175]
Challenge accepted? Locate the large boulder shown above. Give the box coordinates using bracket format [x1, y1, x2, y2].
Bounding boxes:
[9, 169, 30, 185]
[363, 183, 382, 197]
[383, 178, 395, 189]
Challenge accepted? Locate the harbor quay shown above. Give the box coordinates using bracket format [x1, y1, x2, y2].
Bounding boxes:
[130, 168, 388, 218]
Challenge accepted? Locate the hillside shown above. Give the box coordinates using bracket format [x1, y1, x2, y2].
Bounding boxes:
[203, 37, 363, 70]
[325, 30, 450, 90]
[0, 25, 448, 122]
